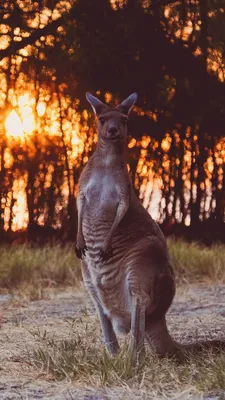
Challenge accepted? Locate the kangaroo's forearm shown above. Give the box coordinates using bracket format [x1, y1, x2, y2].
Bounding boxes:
[110, 182, 131, 236]
[77, 192, 85, 238]
[104, 196, 129, 246]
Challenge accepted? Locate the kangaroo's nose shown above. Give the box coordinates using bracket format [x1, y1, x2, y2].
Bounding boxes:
[108, 127, 118, 135]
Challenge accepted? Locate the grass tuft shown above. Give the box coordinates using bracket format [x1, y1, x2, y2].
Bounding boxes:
[28, 314, 225, 395]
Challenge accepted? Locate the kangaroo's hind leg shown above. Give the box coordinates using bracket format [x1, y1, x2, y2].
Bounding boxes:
[127, 237, 176, 362]
[128, 267, 150, 363]
[129, 294, 147, 363]
[81, 260, 119, 355]
[145, 265, 177, 357]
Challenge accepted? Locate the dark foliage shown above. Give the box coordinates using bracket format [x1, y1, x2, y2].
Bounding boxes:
[0, 0, 225, 242]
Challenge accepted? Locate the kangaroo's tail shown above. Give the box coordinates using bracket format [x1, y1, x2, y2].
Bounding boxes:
[145, 317, 225, 359]
[179, 339, 225, 355]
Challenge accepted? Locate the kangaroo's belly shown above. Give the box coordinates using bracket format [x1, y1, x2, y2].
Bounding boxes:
[82, 212, 116, 259]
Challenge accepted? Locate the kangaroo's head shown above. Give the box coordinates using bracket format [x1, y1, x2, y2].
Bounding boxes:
[86, 92, 137, 144]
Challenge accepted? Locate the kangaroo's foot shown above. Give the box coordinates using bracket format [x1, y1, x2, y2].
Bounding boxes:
[97, 310, 120, 355]
[105, 338, 120, 355]
[145, 317, 178, 358]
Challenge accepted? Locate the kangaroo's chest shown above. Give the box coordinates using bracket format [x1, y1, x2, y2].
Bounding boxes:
[84, 171, 120, 208]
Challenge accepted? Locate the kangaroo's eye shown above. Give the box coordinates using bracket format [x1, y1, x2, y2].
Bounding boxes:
[121, 117, 128, 124]
[99, 118, 105, 126]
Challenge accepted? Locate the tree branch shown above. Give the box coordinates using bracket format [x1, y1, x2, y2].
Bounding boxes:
[158, 0, 181, 6]
[0, 16, 65, 60]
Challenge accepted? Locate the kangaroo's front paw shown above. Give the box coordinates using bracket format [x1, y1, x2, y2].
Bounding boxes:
[75, 245, 87, 259]
[99, 247, 113, 262]
[75, 236, 87, 259]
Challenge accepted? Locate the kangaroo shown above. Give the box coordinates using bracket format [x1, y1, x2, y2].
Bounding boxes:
[76, 92, 225, 362]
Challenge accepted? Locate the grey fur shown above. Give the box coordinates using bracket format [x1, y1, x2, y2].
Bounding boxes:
[76, 93, 225, 363]
[76, 93, 176, 363]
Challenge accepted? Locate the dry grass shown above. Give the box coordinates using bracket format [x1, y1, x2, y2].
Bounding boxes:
[27, 313, 225, 397]
[168, 238, 225, 282]
[0, 239, 224, 291]
[1, 241, 224, 398]
[0, 243, 81, 289]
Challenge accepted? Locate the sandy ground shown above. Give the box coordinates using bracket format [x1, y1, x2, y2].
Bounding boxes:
[0, 284, 225, 400]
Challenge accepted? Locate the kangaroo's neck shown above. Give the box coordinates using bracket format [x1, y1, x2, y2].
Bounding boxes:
[94, 138, 127, 168]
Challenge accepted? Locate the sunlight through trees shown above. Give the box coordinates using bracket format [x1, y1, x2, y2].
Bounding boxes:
[0, 0, 225, 242]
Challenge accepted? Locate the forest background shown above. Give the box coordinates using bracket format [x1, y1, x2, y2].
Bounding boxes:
[1, 0, 225, 245]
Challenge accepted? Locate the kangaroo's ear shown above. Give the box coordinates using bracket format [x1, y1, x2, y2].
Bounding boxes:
[117, 93, 137, 115]
[86, 92, 107, 115]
